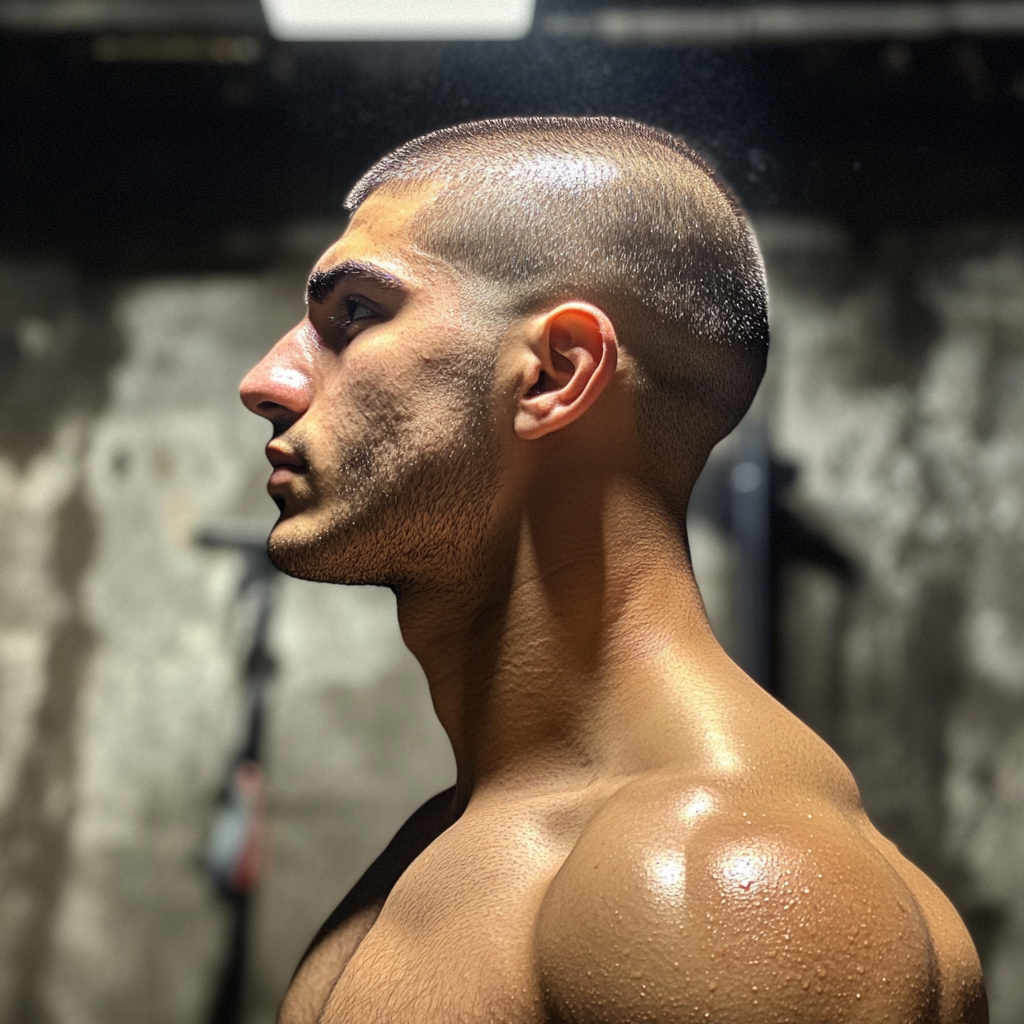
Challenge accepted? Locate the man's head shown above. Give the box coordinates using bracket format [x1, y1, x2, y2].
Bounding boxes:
[240, 116, 767, 591]
[346, 117, 768, 512]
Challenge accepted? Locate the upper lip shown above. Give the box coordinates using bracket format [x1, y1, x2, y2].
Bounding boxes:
[266, 445, 306, 470]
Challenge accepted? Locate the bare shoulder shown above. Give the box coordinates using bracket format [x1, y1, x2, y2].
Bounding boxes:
[279, 787, 457, 1024]
[536, 774, 986, 1024]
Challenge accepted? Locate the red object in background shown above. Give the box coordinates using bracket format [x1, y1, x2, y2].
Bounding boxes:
[205, 759, 267, 897]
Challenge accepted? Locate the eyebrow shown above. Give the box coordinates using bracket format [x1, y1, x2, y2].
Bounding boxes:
[306, 260, 406, 304]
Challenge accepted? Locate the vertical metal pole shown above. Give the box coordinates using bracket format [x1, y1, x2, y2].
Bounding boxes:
[730, 417, 772, 689]
[196, 521, 278, 1024]
[205, 894, 251, 1024]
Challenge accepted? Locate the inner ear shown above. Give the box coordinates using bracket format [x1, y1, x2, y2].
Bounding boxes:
[525, 349, 575, 397]
[525, 373, 552, 399]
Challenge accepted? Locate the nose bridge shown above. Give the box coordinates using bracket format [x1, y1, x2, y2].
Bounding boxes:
[240, 320, 315, 417]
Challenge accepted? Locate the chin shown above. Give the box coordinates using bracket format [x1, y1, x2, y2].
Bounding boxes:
[267, 513, 334, 581]
[266, 510, 399, 589]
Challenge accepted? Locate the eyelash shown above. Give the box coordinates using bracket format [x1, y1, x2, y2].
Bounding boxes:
[330, 298, 378, 335]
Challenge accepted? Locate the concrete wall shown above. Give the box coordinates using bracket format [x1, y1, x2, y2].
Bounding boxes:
[0, 258, 455, 1024]
[761, 220, 1024, 1024]
[1, 220, 1023, 1023]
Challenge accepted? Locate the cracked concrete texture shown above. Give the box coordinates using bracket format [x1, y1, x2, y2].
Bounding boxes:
[762, 220, 1024, 1024]
[0, 265, 454, 1024]
[1, 222, 1024, 1022]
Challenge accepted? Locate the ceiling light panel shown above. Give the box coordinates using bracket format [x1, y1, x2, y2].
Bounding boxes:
[260, 0, 536, 40]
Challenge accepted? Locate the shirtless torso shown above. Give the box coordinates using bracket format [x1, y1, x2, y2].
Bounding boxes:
[239, 117, 987, 1024]
[281, 652, 985, 1024]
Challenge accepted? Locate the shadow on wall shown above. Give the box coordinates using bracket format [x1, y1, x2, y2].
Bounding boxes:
[0, 488, 97, 1024]
[0, 263, 122, 1024]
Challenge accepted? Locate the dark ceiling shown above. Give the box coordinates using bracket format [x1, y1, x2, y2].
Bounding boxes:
[3, 1, 1024, 270]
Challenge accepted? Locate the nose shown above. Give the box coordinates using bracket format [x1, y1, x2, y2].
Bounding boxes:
[240, 321, 315, 424]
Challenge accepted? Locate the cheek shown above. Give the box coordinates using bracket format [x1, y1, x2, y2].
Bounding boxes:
[305, 355, 418, 450]
[306, 324, 496, 454]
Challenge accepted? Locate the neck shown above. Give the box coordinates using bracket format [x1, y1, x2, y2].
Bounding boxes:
[395, 478, 730, 806]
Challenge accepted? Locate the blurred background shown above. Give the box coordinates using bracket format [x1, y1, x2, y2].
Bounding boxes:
[2, 0, 1024, 1022]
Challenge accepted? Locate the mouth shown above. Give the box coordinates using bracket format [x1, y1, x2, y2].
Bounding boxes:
[266, 444, 308, 488]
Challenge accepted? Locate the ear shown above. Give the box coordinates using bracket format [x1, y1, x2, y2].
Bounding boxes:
[514, 303, 619, 441]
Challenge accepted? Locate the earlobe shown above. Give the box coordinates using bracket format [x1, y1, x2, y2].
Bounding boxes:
[514, 304, 618, 441]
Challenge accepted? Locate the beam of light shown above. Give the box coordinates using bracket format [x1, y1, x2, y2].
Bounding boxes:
[260, 0, 536, 41]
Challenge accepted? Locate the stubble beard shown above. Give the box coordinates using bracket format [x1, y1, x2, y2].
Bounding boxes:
[267, 348, 501, 597]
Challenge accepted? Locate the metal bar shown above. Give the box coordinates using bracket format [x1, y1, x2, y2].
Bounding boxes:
[205, 894, 251, 1024]
[196, 520, 277, 1024]
[0, 0, 265, 33]
[543, 2, 1024, 45]
[10, 0, 1024, 41]
[730, 417, 772, 689]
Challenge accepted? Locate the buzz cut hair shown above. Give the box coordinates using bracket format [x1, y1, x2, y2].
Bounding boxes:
[345, 116, 768, 515]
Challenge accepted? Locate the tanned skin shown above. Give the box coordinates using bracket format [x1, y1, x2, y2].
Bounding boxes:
[240, 186, 987, 1024]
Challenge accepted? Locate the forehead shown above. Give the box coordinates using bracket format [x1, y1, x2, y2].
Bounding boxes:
[314, 185, 444, 283]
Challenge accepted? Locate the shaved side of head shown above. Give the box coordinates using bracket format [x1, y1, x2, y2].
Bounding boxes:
[346, 116, 768, 516]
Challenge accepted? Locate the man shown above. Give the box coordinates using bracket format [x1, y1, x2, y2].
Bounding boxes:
[240, 117, 986, 1024]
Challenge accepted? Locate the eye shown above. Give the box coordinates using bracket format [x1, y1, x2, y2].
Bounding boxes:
[343, 297, 378, 325]
[325, 297, 380, 346]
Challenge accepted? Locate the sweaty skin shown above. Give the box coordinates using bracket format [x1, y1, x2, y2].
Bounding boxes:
[240, 187, 987, 1024]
